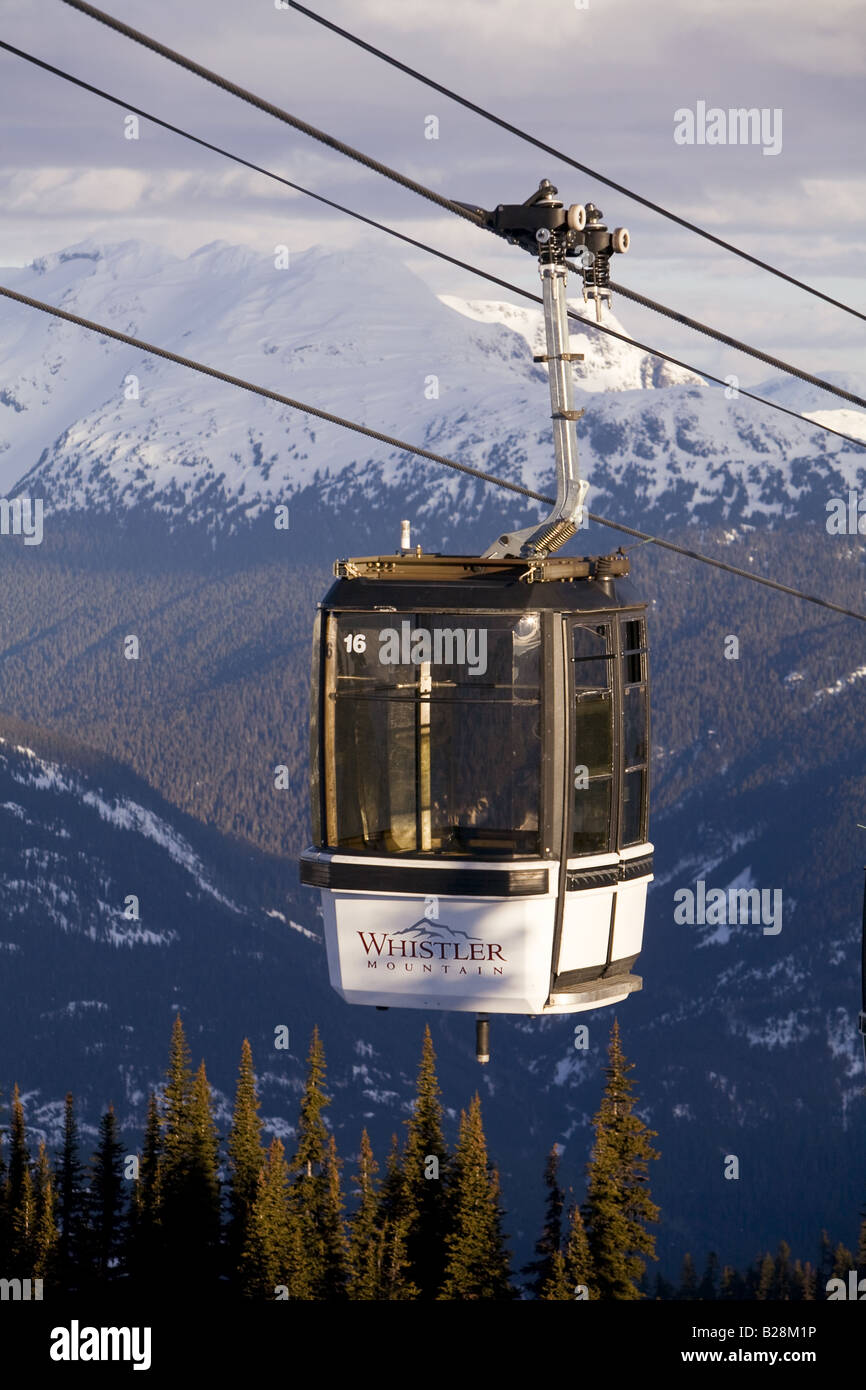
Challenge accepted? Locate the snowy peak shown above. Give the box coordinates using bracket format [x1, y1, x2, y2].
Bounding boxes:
[439, 294, 705, 393]
[1, 235, 863, 531]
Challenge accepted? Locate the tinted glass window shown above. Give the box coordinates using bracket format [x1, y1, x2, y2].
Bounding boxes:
[327, 613, 542, 855]
[572, 623, 613, 854]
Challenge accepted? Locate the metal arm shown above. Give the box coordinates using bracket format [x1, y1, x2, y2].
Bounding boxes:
[484, 259, 588, 559]
[478, 180, 629, 560]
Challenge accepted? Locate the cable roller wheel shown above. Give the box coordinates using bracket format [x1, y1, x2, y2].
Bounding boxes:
[612, 227, 630, 254]
[567, 203, 586, 231]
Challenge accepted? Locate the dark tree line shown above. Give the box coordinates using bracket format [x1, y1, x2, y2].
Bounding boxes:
[0, 1017, 664, 1300]
[655, 1229, 866, 1301]
[6, 1013, 860, 1300]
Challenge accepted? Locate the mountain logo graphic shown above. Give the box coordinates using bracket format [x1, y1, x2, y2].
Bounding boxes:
[391, 918, 483, 944]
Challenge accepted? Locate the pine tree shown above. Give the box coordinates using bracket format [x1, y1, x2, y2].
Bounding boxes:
[161, 1015, 194, 1195]
[403, 1024, 451, 1299]
[85, 1106, 126, 1286]
[0, 1107, 6, 1262]
[582, 1019, 660, 1300]
[438, 1094, 512, 1301]
[376, 1134, 418, 1300]
[31, 1141, 59, 1283]
[755, 1252, 775, 1299]
[857, 1216, 866, 1277]
[289, 1027, 345, 1299]
[817, 1230, 834, 1298]
[290, 1026, 329, 1182]
[773, 1240, 792, 1300]
[185, 1061, 222, 1268]
[128, 1092, 162, 1288]
[563, 1201, 593, 1299]
[539, 1248, 572, 1300]
[6, 1084, 32, 1271]
[524, 1145, 565, 1298]
[158, 1019, 221, 1281]
[56, 1094, 84, 1291]
[678, 1252, 698, 1299]
[240, 1138, 293, 1299]
[698, 1251, 720, 1301]
[227, 1039, 264, 1279]
[318, 1133, 348, 1299]
[719, 1264, 746, 1300]
[347, 1130, 381, 1300]
[831, 1241, 855, 1278]
[791, 1259, 816, 1301]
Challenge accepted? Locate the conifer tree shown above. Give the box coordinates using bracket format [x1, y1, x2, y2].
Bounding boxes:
[857, 1216, 866, 1277]
[831, 1241, 855, 1278]
[773, 1240, 792, 1300]
[755, 1251, 775, 1299]
[289, 1027, 345, 1299]
[719, 1264, 746, 1300]
[698, 1251, 720, 1301]
[403, 1024, 451, 1298]
[678, 1252, 698, 1299]
[86, 1106, 126, 1285]
[13, 1169, 34, 1276]
[563, 1201, 593, 1298]
[227, 1039, 264, 1278]
[539, 1248, 571, 1300]
[375, 1134, 418, 1300]
[240, 1138, 293, 1299]
[346, 1129, 382, 1300]
[290, 1026, 329, 1181]
[56, 1094, 84, 1290]
[582, 1020, 660, 1300]
[128, 1091, 162, 1288]
[317, 1132, 348, 1299]
[6, 1084, 32, 1271]
[791, 1259, 816, 1301]
[185, 1061, 222, 1267]
[524, 1145, 565, 1298]
[161, 1015, 193, 1195]
[817, 1230, 834, 1298]
[31, 1141, 59, 1282]
[0, 1110, 6, 1262]
[438, 1094, 512, 1301]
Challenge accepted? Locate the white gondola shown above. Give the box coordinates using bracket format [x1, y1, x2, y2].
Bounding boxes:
[300, 182, 652, 1055]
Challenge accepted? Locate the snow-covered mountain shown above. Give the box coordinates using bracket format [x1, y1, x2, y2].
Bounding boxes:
[2, 237, 864, 539]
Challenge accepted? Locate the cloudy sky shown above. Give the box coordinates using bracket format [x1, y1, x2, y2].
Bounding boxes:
[1, 0, 864, 382]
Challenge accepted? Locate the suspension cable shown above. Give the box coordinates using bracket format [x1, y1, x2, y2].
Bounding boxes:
[4, 39, 864, 445]
[54, 1, 483, 230]
[284, 0, 866, 325]
[2, 282, 864, 625]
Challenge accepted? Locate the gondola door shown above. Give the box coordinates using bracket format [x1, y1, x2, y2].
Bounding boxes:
[548, 612, 649, 1005]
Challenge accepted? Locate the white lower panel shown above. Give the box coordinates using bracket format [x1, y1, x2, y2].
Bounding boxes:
[613, 880, 648, 959]
[322, 891, 557, 1014]
[556, 888, 615, 973]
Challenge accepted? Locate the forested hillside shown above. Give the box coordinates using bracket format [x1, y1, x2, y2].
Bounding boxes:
[0, 520, 861, 863]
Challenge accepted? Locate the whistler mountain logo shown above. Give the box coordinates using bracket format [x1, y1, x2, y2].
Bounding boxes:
[393, 917, 483, 943]
[49, 1320, 152, 1370]
[358, 918, 506, 975]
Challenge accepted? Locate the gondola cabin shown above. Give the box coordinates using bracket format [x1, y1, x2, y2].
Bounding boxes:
[300, 548, 652, 1019]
